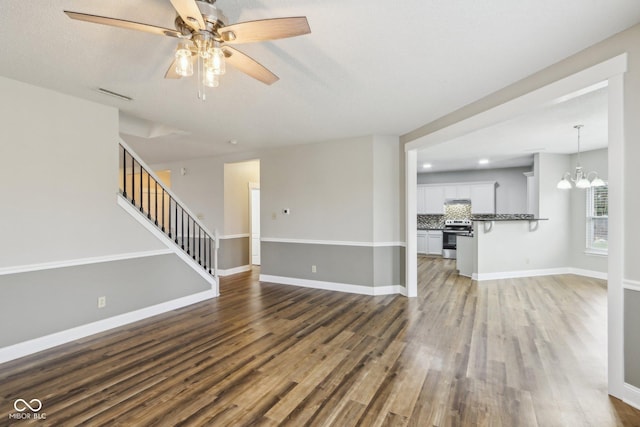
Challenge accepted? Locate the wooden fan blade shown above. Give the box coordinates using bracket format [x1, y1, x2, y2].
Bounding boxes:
[169, 0, 205, 31]
[64, 11, 182, 38]
[223, 46, 279, 85]
[220, 17, 310, 44]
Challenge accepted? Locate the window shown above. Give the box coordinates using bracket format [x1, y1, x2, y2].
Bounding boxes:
[586, 184, 608, 254]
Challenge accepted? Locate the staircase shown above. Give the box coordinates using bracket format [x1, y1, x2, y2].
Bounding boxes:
[118, 142, 218, 283]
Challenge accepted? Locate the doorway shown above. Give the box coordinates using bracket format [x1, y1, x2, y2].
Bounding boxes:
[404, 54, 626, 399]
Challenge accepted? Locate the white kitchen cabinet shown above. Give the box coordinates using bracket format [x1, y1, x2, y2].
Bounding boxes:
[416, 186, 426, 214]
[456, 185, 471, 199]
[443, 185, 458, 200]
[417, 230, 427, 254]
[423, 186, 445, 214]
[469, 182, 496, 214]
[418, 181, 495, 214]
[427, 230, 443, 255]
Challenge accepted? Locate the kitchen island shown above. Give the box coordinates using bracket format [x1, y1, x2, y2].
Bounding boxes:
[456, 215, 549, 280]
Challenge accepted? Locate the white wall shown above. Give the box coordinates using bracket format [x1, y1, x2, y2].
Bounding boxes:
[260, 136, 374, 242]
[0, 76, 164, 269]
[475, 153, 570, 274]
[418, 166, 531, 213]
[373, 135, 404, 243]
[569, 148, 608, 273]
[152, 151, 260, 236]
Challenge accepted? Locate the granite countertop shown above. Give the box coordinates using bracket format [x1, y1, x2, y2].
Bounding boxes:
[417, 226, 445, 231]
[472, 216, 548, 221]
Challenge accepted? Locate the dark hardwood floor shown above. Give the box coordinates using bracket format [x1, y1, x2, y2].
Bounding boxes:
[1, 257, 639, 426]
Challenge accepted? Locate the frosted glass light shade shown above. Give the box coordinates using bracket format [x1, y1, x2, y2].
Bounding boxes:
[557, 178, 572, 189]
[576, 177, 591, 189]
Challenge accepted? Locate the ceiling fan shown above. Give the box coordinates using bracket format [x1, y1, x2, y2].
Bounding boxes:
[64, 0, 311, 100]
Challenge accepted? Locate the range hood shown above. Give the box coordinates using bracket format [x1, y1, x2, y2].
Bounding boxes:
[444, 199, 471, 205]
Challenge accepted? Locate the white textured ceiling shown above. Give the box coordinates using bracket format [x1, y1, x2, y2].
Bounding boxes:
[1, 1, 638, 164]
[417, 85, 609, 173]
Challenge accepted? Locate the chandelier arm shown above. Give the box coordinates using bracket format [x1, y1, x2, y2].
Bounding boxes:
[586, 171, 599, 180]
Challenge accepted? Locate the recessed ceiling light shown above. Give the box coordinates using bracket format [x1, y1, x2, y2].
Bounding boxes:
[478, 159, 490, 165]
[422, 163, 432, 169]
[229, 139, 238, 145]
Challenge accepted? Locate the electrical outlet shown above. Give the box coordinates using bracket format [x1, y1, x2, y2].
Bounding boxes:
[98, 296, 106, 308]
[311, 265, 317, 273]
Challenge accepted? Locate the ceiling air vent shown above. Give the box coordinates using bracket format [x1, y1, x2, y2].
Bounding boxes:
[97, 88, 133, 101]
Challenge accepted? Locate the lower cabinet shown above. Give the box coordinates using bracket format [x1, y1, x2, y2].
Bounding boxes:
[427, 231, 443, 255]
[417, 230, 427, 254]
[417, 230, 442, 255]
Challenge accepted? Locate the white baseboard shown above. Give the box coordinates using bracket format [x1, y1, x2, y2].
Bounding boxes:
[473, 267, 608, 281]
[568, 268, 608, 280]
[0, 290, 217, 365]
[218, 265, 252, 276]
[624, 383, 640, 411]
[259, 274, 405, 296]
[474, 268, 569, 281]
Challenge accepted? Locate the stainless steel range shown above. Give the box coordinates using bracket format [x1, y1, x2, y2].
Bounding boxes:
[442, 219, 473, 259]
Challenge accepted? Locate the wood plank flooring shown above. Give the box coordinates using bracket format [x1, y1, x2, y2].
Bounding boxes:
[1, 257, 639, 426]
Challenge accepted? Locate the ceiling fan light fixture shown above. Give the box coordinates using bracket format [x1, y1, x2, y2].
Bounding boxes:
[63, 0, 311, 100]
[175, 41, 194, 77]
[209, 46, 226, 75]
[204, 69, 219, 87]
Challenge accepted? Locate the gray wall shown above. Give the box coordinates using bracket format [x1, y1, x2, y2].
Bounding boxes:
[418, 166, 531, 214]
[219, 237, 250, 270]
[0, 254, 210, 347]
[261, 242, 404, 288]
[569, 148, 608, 273]
[260, 135, 405, 288]
[625, 289, 640, 387]
[0, 76, 211, 350]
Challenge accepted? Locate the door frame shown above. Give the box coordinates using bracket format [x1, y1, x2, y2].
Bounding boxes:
[248, 182, 260, 266]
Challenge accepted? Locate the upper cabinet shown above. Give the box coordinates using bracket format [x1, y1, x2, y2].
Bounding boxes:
[417, 181, 496, 214]
[422, 186, 445, 214]
[469, 182, 496, 214]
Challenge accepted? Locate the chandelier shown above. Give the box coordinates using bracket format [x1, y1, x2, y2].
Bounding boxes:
[557, 125, 605, 189]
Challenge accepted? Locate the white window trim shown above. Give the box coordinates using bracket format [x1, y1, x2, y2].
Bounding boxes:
[586, 184, 608, 255]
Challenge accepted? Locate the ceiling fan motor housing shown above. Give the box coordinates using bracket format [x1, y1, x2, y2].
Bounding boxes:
[175, 1, 227, 38]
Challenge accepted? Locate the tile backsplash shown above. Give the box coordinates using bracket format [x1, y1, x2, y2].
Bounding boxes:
[444, 203, 471, 220]
[417, 214, 444, 229]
